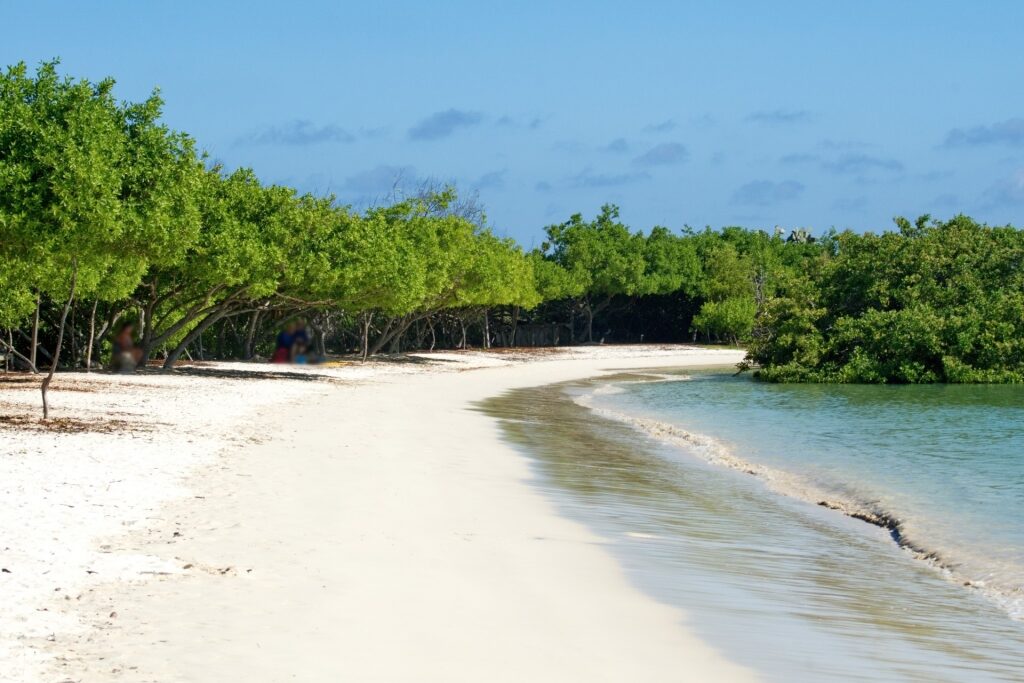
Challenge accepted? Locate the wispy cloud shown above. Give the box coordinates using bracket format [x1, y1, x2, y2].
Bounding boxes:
[408, 109, 483, 141]
[496, 115, 544, 130]
[551, 140, 587, 154]
[632, 142, 688, 166]
[832, 196, 868, 212]
[780, 153, 820, 165]
[731, 180, 805, 206]
[343, 165, 416, 196]
[782, 150, 903, 176]
[642, 119, 677, 133]
[746, 109, 811, 125]
[982, 169, 1024, 206]
[823, 153, 903, 174]
[473, 169, 507, 191]
[279, 172, 338, 196]
[572, 168, 651, 188]
[602, 138, 629, 153]
[819, 138, 870, 150]
[943, 118, 1024, 148]
[544, 202, 565, 218]
[535, 181, 553, 192]
[359, 126, 390, 140]
[917, 170, 955, 182]
[238, 120, 355, 146]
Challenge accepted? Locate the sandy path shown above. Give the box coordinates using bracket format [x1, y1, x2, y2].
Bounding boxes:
[29, 347, 754, 682]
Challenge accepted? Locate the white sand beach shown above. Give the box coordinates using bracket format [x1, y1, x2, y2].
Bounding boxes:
[0, 346, 752, 682]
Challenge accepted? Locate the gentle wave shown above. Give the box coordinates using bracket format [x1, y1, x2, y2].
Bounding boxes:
[574, 386, 1024, 621]
[587, 373, 693, 397]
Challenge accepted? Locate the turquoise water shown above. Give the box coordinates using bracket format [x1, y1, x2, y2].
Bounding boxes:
[480, 369, 1024, 681]
[592, 371, 1024, 621]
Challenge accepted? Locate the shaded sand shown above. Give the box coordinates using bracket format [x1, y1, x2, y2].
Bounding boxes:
[2, 346, 752, 682]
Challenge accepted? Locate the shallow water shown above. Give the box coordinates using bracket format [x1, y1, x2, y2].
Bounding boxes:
[478, 369, 1024, 682]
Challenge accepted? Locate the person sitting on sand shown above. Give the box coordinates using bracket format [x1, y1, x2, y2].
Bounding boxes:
[111, 322, 143, 373]
[272, 323, 296, 363]
[292, 339, 309, 364]
[291, 320, 310, 358]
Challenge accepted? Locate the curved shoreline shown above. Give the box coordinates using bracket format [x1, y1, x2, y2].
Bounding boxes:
[570, 374, 1023, 622]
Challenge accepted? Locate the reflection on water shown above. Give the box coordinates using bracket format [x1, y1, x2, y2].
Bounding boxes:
[477, 375, 1024, 682]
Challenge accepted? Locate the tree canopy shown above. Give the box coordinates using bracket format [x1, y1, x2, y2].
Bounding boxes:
[746, 216, 1024, 383]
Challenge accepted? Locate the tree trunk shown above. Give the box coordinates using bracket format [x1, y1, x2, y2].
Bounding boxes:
[138, 283, 238, 365]
[85, 300, 98, 372]
[585, 305, 594, 343]
[243, 309, 262, 359]
[92, 307, 123, 369]
[42, 261, 77, 420]
[163, 306, 235, 370]
[366, 315, 393, 357]
[18, 329, 52, 363]
[510, 306, 519, 347]
[361, 311, 374, 361]
[388, 321, 407, 354]
[1, 334, 37, 373]
[313, 317, 327, 357]
[29, 293, 40, 369]
[69, 300, 78, 368]
[216, 319, 227, 359]
[138, 297, 153, 365]
[483, 312, 490, 350]
[368, 315, 415, 357]
[230, 317, 245, 357]
[411, 320, 425, 349]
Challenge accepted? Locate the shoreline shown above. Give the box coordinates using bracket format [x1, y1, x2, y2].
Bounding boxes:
[484, 371, 1024, 680]
[1, 346, 754, 682]
[569, 373, 1023, 622]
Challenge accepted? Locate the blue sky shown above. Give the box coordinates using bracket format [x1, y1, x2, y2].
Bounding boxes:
[5, 1, 1024, 245]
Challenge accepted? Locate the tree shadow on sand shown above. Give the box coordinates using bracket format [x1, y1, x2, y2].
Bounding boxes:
[153, 354, 455, 381]
[155, 366, 336, 382]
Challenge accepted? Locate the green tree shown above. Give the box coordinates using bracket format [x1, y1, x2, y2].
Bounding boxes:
[746, 215, 1024, 383]
[543, 204, 648, 341]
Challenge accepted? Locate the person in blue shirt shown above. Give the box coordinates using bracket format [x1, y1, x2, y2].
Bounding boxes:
[272, 323, 295, 363]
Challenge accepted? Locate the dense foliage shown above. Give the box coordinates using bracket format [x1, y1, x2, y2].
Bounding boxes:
[746, 216, 1024, 383]
[2, 62, 1022, 385]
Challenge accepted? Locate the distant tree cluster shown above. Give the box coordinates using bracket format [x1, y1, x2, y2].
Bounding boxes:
[745, 215, 1024, 383]
[2, 62, 1021, 388]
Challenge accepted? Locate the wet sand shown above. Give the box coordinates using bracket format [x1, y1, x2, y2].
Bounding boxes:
[479, 373, 1024, 681]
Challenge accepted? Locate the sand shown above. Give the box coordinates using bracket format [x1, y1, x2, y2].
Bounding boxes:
[1, 346, 754, 682]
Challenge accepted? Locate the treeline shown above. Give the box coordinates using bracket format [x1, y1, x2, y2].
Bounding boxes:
[2, 62, 1022, 385]
[0, 61, 785, 372]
